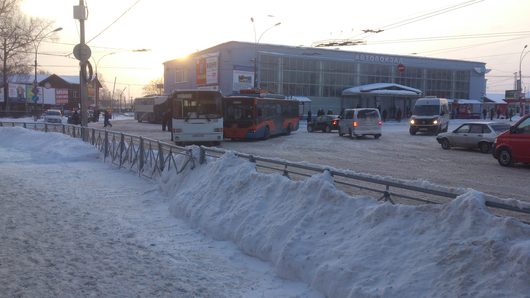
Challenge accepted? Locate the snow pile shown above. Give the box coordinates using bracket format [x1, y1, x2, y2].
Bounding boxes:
[0, 127, 99, 163]
[160, 152, 530, 298]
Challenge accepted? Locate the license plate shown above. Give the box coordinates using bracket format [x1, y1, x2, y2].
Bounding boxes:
[192, 134, 204, 137]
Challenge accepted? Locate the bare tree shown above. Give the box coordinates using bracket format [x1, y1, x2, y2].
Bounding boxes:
[142, 78, 163, 96]
[1, 0, 55, 112]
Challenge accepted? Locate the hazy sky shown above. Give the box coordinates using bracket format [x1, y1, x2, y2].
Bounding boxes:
[20, 0, 530, 99]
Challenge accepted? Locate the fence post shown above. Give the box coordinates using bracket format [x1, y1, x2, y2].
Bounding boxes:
[104, 130, 109, 161]
[119, 133, 125, 167]
[139, 137, 145, 174]
[199, 147, 206, 164]
[158, 141, 164, 171]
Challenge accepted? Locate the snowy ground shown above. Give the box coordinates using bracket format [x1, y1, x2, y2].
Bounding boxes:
[73, 115, 529, 203]
[0, 127, 320, 297]
[1, 121, 530, 297]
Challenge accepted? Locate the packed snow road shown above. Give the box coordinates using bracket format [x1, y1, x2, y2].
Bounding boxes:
[90, 118, 530, 203]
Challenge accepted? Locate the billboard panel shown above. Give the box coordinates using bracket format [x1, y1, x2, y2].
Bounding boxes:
[196, 52, 219, 86]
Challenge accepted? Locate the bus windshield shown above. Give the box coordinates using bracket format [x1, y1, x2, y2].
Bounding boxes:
[413, 105, 440, 116]
[172, 91, 222, 119]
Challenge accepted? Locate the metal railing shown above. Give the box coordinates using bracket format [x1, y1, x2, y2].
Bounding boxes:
[2, 121, 529, 223]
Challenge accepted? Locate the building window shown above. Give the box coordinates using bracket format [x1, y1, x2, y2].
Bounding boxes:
[175, 68, 188, 83]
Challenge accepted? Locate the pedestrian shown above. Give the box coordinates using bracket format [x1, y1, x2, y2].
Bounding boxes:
[162, 110, 171, 131]
[71, 110, 80, 125]
[490, 108, 494, 120]
[307, 110, 312, 123]
[104, 110, 112, 128]
[509, 109, 514, 121]
[482, 108, 487, 119]
[396, 108, 402, 122]
[382, 109, 388, 122]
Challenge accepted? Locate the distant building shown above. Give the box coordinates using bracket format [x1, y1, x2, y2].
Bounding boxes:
[163, 41, 487, 116]
[0, 74, 101, 114]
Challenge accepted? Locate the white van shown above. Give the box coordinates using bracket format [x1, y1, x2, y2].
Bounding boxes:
[338, 108, 382, 139]
[409, 97, 450, 135]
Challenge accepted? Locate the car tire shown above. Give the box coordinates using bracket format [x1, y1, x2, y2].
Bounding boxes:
[324, 125, 331, 133]
[348, 128, 353, 139]
[440, 138, 451, 150]
[497, 148, 513, 166]
[374, 134, 381, 139]
[409, 127, 416, 135]
[307, 125, 314, 133]
[338, 127, 344, 136]
[479, 142, 491, 154]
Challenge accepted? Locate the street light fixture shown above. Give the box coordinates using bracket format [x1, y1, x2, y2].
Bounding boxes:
[92, 48, 150, 110]
[33, 27, 62, 112]
[518, 44, 528, 116]
[251, 17, 281, 89]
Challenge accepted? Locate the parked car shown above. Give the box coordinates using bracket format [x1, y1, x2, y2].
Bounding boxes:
[338, 108, 382, 139]
[43, 109, 63, 124]
[493, 114, 530, 166]
[436, 121, 510, 153]
[307, 114, 340, 133]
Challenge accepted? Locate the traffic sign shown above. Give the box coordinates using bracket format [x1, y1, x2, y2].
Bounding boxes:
[73, 43, 91, 61]
[397, 64, 406, 73]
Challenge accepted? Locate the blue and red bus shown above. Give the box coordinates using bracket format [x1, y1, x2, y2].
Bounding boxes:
[223, 90, 299, 140]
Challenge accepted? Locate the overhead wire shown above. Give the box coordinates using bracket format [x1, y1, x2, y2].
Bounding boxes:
[86, 0, 143, 44]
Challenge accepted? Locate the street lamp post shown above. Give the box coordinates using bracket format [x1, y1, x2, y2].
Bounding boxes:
[251, 18, 281, 89]
[518, 44, 528, 116]
[33, 27, 62, 113]
[92, 49, 149, 110]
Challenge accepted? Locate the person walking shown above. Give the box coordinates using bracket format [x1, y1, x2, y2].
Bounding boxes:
[307, 110, 312, 123]
[103, 110, 112, 128]
[162, 110, 172, 131]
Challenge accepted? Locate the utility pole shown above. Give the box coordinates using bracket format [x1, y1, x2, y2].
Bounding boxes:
[73, 1, 91, 140]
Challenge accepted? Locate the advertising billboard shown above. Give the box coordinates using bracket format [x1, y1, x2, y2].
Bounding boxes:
[196, 52, 219, 86]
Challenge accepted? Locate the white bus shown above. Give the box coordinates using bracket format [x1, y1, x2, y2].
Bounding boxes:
[133, 95, 169, 123]
[168, 90, 223, 145]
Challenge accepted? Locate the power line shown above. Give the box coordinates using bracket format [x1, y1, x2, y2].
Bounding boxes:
[314, 0, 485, 47]
[86, 0, 143, 44]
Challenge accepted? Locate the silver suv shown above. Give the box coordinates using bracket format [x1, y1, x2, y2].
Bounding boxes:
[338, 108, 382, 139]
[43, 109, 63, 124]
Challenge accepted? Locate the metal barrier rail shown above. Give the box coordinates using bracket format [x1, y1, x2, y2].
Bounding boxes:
[2, 121, 529, 222]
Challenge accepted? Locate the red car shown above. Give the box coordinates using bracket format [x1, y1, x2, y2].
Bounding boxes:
[493, 114, 530, 166]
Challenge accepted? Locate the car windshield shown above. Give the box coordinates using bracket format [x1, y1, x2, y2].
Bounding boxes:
[413, 105, 439, 116]
[46, 110, 61, 116]
[490, 124, 510, 133]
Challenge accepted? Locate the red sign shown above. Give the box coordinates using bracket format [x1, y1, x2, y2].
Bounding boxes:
[397, 64, 406, 73]
[56, 89, 69, 105]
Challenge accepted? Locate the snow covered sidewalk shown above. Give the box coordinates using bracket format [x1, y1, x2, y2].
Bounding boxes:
[0, 128, 319, 297]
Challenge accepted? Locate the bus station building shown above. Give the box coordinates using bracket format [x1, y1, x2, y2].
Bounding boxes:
[163, 41, 488, 119]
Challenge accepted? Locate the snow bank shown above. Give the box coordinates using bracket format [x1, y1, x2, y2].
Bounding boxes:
[0, 127, 99, 163]
[160, 152, 530, 298]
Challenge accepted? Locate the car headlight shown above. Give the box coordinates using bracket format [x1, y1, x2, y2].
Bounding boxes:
[410, 119, 415, 125]
[433, 119, 438, 125]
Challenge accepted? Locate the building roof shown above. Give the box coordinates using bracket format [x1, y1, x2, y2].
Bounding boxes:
[483, 96, 507, 104]
[289, 96, 311, 102]
[447, 99, 482, 104]
[342, 83, 423, 96]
